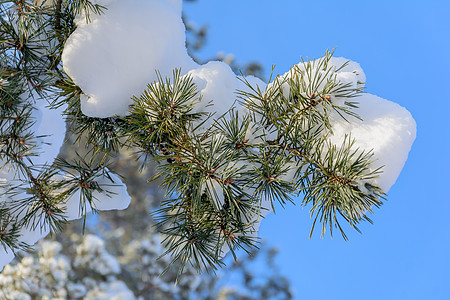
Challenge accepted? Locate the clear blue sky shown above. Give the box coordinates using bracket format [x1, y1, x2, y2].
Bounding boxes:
[184, 1, 450, 299]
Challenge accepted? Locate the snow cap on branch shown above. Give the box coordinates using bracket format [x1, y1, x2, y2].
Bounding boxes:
[328, 93, 416, 192]
[62, 0, 197, 117]
[271, 57, 416, 193]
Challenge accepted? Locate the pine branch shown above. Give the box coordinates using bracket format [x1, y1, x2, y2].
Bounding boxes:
[0, 1, 390, 278]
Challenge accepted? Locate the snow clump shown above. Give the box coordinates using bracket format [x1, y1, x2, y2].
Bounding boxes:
[264, 58, 416, 192]
[0, 236, 135, 299]
[62, 0, 197, 117]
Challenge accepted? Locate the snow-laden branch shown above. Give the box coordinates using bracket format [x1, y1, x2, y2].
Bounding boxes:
[0, 0, 416, 273]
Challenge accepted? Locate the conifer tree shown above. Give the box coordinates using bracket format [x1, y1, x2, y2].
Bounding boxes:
[0, 0, 416, 275]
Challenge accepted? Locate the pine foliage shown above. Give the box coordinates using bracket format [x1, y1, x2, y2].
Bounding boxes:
[0, 0, 385, 275]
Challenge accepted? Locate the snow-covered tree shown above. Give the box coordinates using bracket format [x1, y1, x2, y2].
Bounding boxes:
[0, 0, 416, 276]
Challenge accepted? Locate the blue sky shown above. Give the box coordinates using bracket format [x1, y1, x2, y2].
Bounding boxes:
[184, 1, 450, 299]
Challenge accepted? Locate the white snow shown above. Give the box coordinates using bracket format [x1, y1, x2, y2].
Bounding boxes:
[63, 169, 131, 221]
[62, 0, 196, 118]
[90, 171, 131, 211]
[328, 93, 416, 192]
[74, 234, 121, 275]
[187, 63, 264, 123]
[63, 189, 93, 221]
[264, 58, 416, 193]
[188, 61, 238, 127]
[329, 57, 366, 89]
[29, 96, 66, 170]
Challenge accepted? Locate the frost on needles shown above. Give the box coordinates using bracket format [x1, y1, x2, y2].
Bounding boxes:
[0, 0, 416, 274]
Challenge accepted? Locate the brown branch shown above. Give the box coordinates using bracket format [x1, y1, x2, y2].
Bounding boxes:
[55, 0, 62, 30]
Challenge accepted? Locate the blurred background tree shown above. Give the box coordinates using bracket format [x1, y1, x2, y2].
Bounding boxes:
[0, 1, 292, 299]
